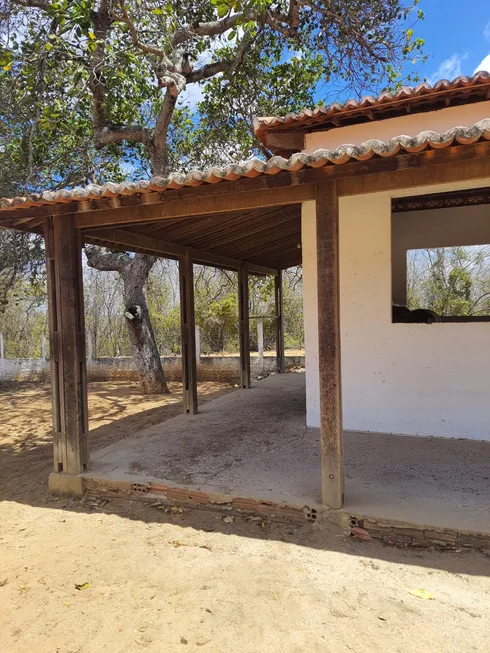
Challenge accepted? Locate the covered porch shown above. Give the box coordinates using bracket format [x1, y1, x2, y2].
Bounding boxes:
[2, 79, 490, 529]
[83, 372, 490, 537]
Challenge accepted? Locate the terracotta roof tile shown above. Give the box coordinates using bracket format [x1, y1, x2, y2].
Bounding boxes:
[254, 72, 490, 139]
[1, 118, 490, 212]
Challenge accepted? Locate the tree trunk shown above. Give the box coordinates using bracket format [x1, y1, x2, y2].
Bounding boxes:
[121, 256, 170, 394]
[85, 247, 170, 394]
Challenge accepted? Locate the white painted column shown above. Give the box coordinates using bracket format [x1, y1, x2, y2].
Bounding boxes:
[301, 200, 320, 427]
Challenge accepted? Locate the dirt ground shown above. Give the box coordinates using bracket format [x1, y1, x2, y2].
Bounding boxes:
[0, 380, 232, 503]
[1, 381, 489, 653]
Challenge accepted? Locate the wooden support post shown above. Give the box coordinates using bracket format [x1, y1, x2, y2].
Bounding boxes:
[41, 332, 47, 360]
[0, 332, 4, 359]
[316, 182, 344, 509]
[275, 270, 285, 373]
[238, 263, 251, 388]
[179, 249, 198, 414]
[45, 215, 89, 475]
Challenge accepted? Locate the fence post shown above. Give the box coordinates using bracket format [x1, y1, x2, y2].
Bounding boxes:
[0, 332, 4, 359]
[257, 319, 264, 367]
[41, 333, 47, 360]
[87, 328, 93, 362]
[195, 325, 201, 363]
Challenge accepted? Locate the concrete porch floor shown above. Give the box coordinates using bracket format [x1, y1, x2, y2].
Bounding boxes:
[85, 373, 490, 534]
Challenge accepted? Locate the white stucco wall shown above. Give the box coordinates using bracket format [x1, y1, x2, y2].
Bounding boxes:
[303, 100, 490, 153]
[302, 179, 490, 440]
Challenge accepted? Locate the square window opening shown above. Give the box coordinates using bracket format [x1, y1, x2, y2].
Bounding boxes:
[391, 190, 490, 323]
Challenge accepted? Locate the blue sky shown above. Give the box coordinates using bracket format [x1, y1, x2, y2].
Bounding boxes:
[415, 1, 490, 81]
[180, 3, 490, 111]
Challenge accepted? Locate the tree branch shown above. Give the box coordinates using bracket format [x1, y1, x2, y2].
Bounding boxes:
[171, 14, 243, 47]
[186, 59, 232, 84]
[94, 124, 150, 147]
[187, 31, 253, 84]
[150, 90, 177, 175]
[11, 0, 49, 9]
[85, 245, 132, 273]
[91, 0, 112, 138]
[115, 0, 172, 66]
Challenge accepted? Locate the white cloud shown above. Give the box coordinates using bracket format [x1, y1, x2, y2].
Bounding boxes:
[474, 53, 490, 74]
[428, 53, 468, 84]
[484, 21, 490, 41]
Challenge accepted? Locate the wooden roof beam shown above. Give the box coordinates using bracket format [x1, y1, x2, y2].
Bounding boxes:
[85, 228, 278, 276]
[76, 184, 312, 229]
[1, 139, 490, 228]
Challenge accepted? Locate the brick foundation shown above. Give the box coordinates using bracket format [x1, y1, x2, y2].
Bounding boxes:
[80, 475, 490, 553]
[82, 476, 315, 524]
[353, 517, 490, 553]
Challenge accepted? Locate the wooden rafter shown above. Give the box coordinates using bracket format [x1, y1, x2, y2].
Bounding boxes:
[85, 227, 279, 275]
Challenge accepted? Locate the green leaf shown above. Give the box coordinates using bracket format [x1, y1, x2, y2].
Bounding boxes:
[217, 4, 228, 18]
[88, 31, 96, 40]
[45, 42, 53, 51]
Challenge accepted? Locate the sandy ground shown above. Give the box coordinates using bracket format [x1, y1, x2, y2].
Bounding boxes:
[1, 381, 490, 653]
[0, 380, 232, 504]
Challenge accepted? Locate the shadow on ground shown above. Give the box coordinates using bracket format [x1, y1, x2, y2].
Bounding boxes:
[1, 379, 489, 578]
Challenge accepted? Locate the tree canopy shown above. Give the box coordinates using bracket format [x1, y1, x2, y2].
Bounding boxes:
[1, 0, 425, 181]
[0, 0, 425, 392]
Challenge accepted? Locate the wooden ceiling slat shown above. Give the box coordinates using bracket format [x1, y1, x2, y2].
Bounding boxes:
[145, 205, 297, 243]
[222, 218, 300, 248]
[223, 230, 300, 260]
[189, 211, 299, 251]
